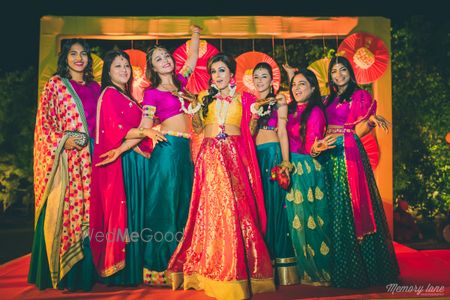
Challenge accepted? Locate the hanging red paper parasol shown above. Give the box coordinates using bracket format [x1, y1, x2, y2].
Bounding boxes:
[307, 58, 330, 96]
[360, 133, 380, 170]
[337, 32, 389, 84]
[173, 40, 219, 94]
[124, 49, 150, 102]
[235, 51, 281, 95]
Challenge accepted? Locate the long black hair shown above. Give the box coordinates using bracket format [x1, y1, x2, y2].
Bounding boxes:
[202, 52, 237, 118]
[252, 62, 277, 127]
[145, 45, 182, 91]
[101, 50, 136, 102]
[326, 55, 360, 106]
[55, 38, 94, 82]
[288, 69, 327, 147]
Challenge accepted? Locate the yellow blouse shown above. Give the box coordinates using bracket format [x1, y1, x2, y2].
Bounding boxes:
[199, 91, 242, 127]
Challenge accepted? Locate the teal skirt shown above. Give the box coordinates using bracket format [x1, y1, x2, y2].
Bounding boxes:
[28, 139, 97, 291]
[285, 153, 331, 286]
[101, 148, 151, 286]
[28, 203, 97, 291]
[142, 135, 193, 284]
[256, 142, 298, 285]
[318, 135, 399, 288]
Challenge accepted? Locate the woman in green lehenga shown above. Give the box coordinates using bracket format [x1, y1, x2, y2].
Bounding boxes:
[90, 50, 164, 286]
[249, 62, 298, 286]
[319, 55, 399, 288]
[28, 38, 99, 291]
[284, 69, 336, 286]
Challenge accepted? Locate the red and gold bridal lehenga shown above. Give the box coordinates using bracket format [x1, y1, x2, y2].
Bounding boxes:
[167, 91, 275, 299]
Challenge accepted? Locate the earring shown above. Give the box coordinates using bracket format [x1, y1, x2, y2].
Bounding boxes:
[229, 76, 236, 88]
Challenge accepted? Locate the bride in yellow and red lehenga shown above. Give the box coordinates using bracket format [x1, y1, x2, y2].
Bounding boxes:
[167, 53, 275, 299]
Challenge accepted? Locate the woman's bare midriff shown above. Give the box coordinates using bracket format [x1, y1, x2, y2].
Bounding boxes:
[203, 124, 241, 138]
[255, 129, 279, 145]
[159, 113, 191, 134]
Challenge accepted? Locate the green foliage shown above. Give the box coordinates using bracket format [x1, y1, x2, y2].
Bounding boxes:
[392, 16, 450, 221]
[0, 67, 37, 211]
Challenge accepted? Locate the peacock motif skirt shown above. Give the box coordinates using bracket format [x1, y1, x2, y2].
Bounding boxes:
[285, 152, 331, 286]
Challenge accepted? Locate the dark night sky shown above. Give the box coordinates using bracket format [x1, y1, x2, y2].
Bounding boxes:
[0, 0, 444, 72]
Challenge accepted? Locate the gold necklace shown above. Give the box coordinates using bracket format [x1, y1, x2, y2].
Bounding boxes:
[160, 83, 177, 92]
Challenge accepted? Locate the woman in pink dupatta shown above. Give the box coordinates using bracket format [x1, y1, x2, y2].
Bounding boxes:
[318, 55, 399, 288]
[90, 50, 160, 285]
[167, 53, 275, 300]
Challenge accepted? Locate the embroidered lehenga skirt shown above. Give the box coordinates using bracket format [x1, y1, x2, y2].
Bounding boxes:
[318, 135, 399, 288]
[168, 136, 275, 300]
[285, 152, 331, 286]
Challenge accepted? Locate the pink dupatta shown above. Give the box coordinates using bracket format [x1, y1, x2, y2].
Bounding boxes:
[90, 87, 147, 276]
[343, 89, 378, 239]
[240, 92, 267, 235]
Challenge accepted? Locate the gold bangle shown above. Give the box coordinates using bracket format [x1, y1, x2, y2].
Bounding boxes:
[138, 127, 144, 137]
[280, 160, 293, 172]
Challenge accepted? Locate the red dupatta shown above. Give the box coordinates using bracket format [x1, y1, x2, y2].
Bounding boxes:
[90, 87, 147, 276]
[343, 89, 377, 239]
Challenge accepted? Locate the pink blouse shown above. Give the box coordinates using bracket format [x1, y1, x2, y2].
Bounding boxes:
[325, 89, 372, 127]
[287, 104, 326, 154]
[70, 80, 101, 137]
[142, 74, 188, 123]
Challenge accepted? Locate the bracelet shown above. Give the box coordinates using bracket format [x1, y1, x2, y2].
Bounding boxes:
[138, 127, 145, 137]
[367, 120, 376, 128]
[250, 103, 263, 116]
[143, 105, 156, 119]
[186, 102, 202, 115]
[279, 160, 294, 172]
[251, 113, 260, 120]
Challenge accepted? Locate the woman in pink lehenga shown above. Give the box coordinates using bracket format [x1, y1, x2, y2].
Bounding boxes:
[167, 53, 275, 299]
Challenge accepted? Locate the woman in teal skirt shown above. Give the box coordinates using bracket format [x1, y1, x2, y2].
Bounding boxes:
[29, 38, 99, 291]
[249, 62, 298, 285]
[319, 55, 399, 288]
[285, 69, 336, 286]
[90, 50, 164, 285]
[140, 25, 201, 285]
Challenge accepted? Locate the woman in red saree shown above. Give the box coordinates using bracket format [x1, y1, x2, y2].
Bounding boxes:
[167, 53, 275, 299]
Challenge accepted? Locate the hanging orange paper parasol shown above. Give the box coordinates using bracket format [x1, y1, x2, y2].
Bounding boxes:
[124, 49, 150, 102]
[360, 133, 380, 170]
[307, 58, 330, 96]
[337, 32, 389, 84]
[235, 51, 281, 95]
[173, 40, 219, 94]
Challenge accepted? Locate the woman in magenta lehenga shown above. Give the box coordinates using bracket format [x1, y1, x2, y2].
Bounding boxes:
[319, 55, 399, 288]
[167, 53, 275, 299]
